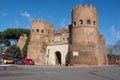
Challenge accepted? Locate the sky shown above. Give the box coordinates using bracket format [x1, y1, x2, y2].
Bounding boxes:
[0, 0, 120, 45]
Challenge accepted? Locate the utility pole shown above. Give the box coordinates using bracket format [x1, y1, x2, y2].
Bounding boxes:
[47, 49, 49, 66]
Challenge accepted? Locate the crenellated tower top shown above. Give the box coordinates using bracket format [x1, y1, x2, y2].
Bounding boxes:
[72, 4, 98, 29]
[31, 20, 54, 34]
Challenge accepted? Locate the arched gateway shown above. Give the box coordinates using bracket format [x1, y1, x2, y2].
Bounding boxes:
[46, 44, 68, 65]
[55, 51, 61, 65]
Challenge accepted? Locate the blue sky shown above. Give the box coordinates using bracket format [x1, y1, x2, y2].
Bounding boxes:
[0, 0, 120, 45]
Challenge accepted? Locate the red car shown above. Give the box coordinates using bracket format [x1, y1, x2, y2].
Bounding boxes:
[23, 58, 35, 65]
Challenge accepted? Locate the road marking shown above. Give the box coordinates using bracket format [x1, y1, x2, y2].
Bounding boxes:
[88, 71, 114, 80]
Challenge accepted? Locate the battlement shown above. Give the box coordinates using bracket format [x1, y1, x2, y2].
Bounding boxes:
[72, 4, 98, 28]
[54, 28, 69, 34]
[72, 4, 96, 13]
[32, 20, 54, 29]
[32, 20, 52, 25]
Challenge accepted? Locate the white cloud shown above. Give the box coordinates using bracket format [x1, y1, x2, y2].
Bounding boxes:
[111, 25, 120, 40]
[60, 18, 70, 29]
[21, 11, 30, 18]
[21, 11, 34, 22]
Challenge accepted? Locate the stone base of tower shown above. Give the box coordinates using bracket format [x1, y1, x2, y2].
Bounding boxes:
[69, 53, 99, 66]
[27, 43, 46, 65]
[69, 43, 108, 67]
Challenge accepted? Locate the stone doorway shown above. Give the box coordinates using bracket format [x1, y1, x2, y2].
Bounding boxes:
[55, 51, 61, 65]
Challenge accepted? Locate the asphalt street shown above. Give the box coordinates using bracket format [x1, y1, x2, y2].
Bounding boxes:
[0, 65, 120, 80]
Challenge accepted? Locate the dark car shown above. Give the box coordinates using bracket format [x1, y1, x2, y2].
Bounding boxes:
[23, 58, 35, 65]
[13, 58, 24, 65]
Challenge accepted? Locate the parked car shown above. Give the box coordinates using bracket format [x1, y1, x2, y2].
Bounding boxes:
[3, 56, 14, 64]
[1, 53, 14, 64]
[13, 58, 25, 65]
[23, 58, 35, 65]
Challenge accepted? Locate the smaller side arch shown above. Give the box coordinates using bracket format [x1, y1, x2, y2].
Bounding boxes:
[55, 51, 62, 66]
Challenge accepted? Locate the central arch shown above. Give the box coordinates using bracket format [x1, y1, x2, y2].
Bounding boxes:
[55, 51, 61, 65]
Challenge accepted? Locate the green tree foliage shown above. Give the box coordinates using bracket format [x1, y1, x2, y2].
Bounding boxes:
[22, 35, 30, 58]
[6, 45, 21, 58]
[0, 32, 8, 44]
[4, 28, 30, 43]
[0, 32, 11, 53]
[0, 28, 30, 54]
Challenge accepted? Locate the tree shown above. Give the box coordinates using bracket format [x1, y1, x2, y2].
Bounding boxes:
[0, 32, 11, 53]
[106, 44, 114, 60]
[4, 28, 30, 44]
[106, 44, 114, 54]
[22, 35, 30, 58]
[6, 45, 21, 58]
[107, 40, 120, 61]
[114, 40, 120, 54]
[0, 28, 30, 54]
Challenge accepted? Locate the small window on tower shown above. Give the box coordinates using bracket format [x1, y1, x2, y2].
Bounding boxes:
[41, 30, 44, 33]
[36, 29, 39, 32]
[80, 20, 83, 24]
[87, 20, 91, 24]
[93, 21, 96, 25]
[73, 21, 76, 26]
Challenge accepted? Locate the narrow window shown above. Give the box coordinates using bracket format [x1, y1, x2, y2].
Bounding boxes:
[73, 21, 76, 26]
[93, 21, 96, 25]
[87, 20, 91, 24]
[80, 20, 83, 24]
[41, 30, 44, 33]
[36, 29, 39, 32]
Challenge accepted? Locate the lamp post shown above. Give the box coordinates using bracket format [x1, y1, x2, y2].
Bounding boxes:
[47, 49, 49, 66]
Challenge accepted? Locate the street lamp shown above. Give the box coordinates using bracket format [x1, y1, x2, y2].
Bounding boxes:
[47, 49, 49, 66]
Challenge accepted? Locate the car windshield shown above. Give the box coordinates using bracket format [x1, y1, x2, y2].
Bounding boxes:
[28, 59, 32, 61]
[4, 56, 13, 59]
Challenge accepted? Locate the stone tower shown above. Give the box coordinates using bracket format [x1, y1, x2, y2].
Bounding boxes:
[69, 5, 108, 66]
[27, 20, 54, 64]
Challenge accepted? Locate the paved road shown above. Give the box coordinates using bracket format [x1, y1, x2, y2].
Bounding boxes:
[0, 65, 120, 80]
